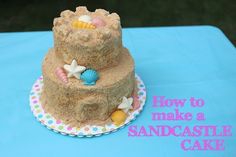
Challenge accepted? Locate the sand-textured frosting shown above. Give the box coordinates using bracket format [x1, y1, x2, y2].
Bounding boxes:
[41, 6, 136, 127]
[41, 48, 135, 127]
[53, 6, 122, 70]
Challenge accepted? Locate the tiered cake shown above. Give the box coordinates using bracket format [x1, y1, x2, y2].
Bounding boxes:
[41, 6, 135, 127]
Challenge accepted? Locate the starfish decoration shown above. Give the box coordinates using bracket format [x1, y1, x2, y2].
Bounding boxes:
[63, 59, 86, 79]
[118, 96, 133, 113]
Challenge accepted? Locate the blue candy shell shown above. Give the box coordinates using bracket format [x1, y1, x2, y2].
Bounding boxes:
[80, 69, 99, 86]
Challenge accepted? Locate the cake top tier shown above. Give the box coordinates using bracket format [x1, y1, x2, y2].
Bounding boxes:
[53, 6, 121, 46]
[53, 6, 123, 70]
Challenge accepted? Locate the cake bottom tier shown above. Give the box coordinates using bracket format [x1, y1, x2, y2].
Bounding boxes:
[41, 48, 135, 127]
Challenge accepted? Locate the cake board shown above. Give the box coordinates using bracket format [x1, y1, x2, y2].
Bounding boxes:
[29, 74, 146, 137]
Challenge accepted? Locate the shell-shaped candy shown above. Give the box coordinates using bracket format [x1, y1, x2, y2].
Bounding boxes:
[111, 110, 127, 126]
[72, 20, 95, 29]
[80, 69, 99, 85]
[78, 15, 92, 23]
[132, 93, 140, 110]
[55, 67, 68, 84]
[92, 17, 106, 28]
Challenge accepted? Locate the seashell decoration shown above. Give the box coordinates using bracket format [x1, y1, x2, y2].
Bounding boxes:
[111, 110, 127, 126]
[72, 20, 95, 29]
[95, 9, 109, 16]
[118, 96, 133, 113]
[92, 17, 106, 28]
[132, 93, 140, 110]
[78, 15, 92, 23]
[80, 69, 99, 85]
[55, 67, 68, 84]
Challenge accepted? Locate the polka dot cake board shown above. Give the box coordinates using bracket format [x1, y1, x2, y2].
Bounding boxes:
[29, 74, 146, 137]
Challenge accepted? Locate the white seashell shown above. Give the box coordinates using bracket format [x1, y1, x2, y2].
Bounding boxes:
[78, 15, 92, 23]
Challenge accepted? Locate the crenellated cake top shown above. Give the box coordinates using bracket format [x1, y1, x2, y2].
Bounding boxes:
[53, 6, 121, 45]
[53, 6, 123, 70]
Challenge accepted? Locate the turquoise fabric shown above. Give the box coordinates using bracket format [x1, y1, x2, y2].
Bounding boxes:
[0, 26, 235, 157]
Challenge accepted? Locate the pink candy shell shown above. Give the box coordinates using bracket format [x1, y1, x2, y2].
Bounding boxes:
[55, 67, 68, 84]
[132, 93, 140, 110]
[92, 17, 106, 28]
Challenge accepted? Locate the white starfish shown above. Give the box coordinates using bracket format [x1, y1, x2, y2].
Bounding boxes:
[118, 96, 133, 113]
[63, 59, 86, 79]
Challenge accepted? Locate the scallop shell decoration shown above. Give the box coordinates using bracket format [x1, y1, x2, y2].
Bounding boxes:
[80, 69, 99, 85]
[55, 67, 68, 84]
[72, 20, 95, 29]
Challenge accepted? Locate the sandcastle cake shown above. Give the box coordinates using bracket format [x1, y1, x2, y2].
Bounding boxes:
[41, 6, 138, 127]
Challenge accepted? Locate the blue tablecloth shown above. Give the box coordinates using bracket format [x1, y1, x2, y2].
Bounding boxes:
[0, 26, 236, 157]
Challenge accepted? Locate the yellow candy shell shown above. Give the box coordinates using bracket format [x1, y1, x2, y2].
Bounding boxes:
[72, 20, 95, 29]
[111, 110, 127, 126]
